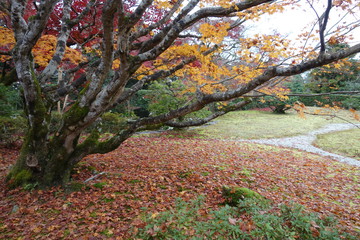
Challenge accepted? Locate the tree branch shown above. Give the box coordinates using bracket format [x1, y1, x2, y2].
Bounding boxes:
[80, 0, 118, 106]
[133, 43, 360, 128]
[131, 0, 200, 53]
[40, 0, 72, 84]
[136, 0, 272, 62]
[14, 0, 58, 55]
[131, 0, 185, 43]
[243, 91, 360, 98]
[112, 45, 218, 108]
[165, 100, 252, 128]
[319, 0, 332, 53]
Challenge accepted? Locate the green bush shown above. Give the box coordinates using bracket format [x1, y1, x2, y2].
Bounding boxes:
[146, 79, 212, 121]
[85, 112, 127, 134]
[0, 116, 26, 146]
[134, 196, 358, 240]
[97, 112, 127, 133]
[243, 95, 360, 112]
[297, 95, 360, 109]
[0, 83, 22, 116]
[341, 97, 360, 110]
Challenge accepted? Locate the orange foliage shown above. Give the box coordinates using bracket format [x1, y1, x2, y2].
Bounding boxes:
[0, 27, 83, 67]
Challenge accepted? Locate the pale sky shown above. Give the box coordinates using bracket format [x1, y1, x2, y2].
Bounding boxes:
[244, 2, 360, 47]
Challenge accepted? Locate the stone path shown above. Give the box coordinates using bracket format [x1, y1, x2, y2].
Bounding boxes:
[245, 123, 360, 167]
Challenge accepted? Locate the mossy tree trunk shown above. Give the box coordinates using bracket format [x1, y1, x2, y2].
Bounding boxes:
[7, 134, 76, 187]
[6, 63, 83, 187]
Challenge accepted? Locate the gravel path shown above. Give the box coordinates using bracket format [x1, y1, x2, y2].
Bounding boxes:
[246, 123, 360, 167]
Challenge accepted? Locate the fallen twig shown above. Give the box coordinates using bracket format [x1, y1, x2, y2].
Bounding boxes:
[84, 172, 106, 183]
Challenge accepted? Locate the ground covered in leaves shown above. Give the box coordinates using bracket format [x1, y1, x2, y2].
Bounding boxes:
[1, 135, 359, 239]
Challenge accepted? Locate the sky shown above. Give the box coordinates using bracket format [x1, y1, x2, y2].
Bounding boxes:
[244, 1, 360, 47]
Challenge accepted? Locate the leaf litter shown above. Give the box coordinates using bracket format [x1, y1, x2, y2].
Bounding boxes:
[0, 135, 359, 239]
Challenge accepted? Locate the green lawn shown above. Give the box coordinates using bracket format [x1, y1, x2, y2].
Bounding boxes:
[182, 107, 359, 140]
[157, 107, 360, 160]
[315, 129, 360, 160]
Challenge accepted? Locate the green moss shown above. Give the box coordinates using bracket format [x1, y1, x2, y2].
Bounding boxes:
[93, 182, 107, 189]
[11, 169, 33, 187]
[102, 197, 115, 203]
[222, 186, 264, 206]
[65, 181, 87, 192]
[201, 172, 210, 176]
[63, 103, 89, 126]
[127, 179, 141, 184]
[100, 229, 114, 237]
[178, 171, 192, 179]
[75, 130, 100, 155]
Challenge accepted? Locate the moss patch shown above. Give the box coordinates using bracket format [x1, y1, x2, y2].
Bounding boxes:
[9, 169, 33, 187]
[222, 186, 265, 206]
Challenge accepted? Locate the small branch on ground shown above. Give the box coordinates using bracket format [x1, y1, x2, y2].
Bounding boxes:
[84, 172, 106, 183]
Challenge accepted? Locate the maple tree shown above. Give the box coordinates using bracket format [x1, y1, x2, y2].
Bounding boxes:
[1, 0, 360, 187]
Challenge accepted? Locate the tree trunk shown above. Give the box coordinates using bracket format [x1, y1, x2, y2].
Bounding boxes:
[6, 127, 79, 188]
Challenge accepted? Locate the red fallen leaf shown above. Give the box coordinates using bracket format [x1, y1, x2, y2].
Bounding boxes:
[132, 218, 146, 228]
[311, 226, 320, 238]
[146, 225, 160, 236]
[228, 217, 237, 225]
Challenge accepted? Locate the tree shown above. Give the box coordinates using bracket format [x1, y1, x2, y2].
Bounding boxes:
[1, 0, 360, 187]
[307, 44, 360, 93]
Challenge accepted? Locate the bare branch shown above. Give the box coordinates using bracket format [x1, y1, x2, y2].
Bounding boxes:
[14, 0, 58, 55]
[319, 0, 332, 52]
[165, 100, 252, 128]
[137, 0, 273, 62]
[131, 0, 185, 42]
[40, 0, 72, 83]
[80, 0, 118, 106]
[243, 91, 360, 98]
[302, 110, 360, 129]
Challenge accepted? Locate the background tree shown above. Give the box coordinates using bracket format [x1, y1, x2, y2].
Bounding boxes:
[1, 0, 360, 187]
[307, 44, 360, 93]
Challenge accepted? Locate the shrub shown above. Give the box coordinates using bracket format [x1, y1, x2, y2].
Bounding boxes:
[297, 95, 360, 109]
[134, 196, 359, 240]
[0, 116, 26, 147]
[87, 112, 127, 133]
[0, 83, 22, 116]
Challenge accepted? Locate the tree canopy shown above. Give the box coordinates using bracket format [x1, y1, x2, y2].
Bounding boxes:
[1, 0, 360, 187]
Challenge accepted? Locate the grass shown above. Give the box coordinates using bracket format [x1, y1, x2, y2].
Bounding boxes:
[151, 107, 360, 160]
[315, 129, 360, 160]
[170, 107, 359, 140]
